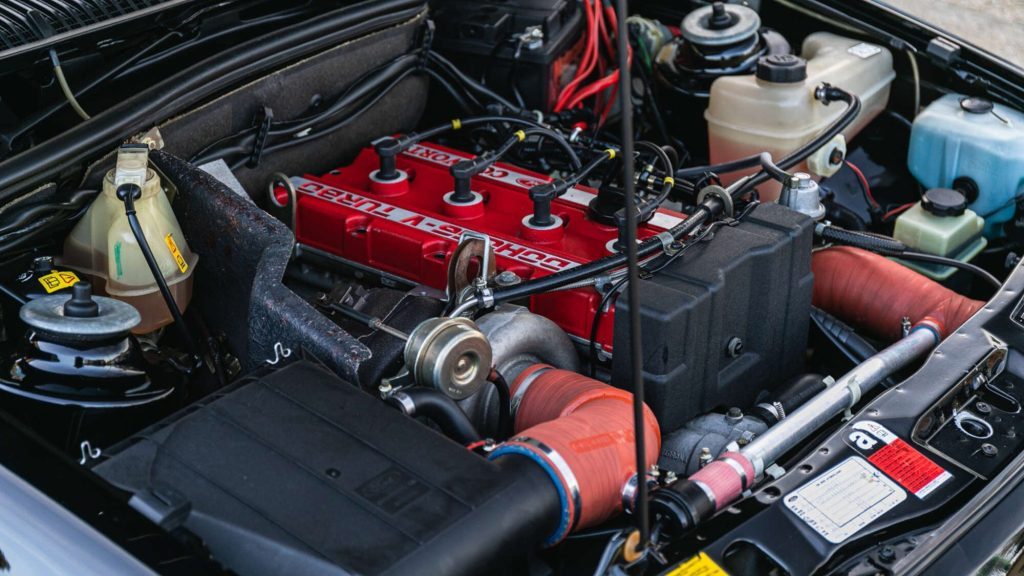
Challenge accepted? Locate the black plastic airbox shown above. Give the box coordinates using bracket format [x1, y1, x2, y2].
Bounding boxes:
[94, 360, 555, 576]
[612, 203, 814, 431]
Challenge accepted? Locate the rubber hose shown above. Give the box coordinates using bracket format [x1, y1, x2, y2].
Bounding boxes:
[812, 246, 984, 340]
[388, 388, 482, 445]
[818, 224, 907, 253]
[490, 365, 661, 545]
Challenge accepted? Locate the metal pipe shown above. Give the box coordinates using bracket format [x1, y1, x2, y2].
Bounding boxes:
[741, 325, 939, 476]
[650, 323, 941, 535]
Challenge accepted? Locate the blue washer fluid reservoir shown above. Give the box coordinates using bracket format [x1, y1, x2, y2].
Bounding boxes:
[908, 93, 1024, 237]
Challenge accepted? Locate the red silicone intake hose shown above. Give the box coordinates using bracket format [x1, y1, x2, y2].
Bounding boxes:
[492, 365, 660, 545]
[812, 246, 984, 340]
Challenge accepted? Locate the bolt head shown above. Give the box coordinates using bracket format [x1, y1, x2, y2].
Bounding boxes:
[982, 443, 998, 457]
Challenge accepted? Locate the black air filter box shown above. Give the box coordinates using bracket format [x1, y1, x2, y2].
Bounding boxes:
[612, 203, 814, 432]
[93, 360, 556, 576]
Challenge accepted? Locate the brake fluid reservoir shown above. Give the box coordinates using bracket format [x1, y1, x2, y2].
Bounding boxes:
[908, 94, 1024, 237]
[706, 32, 895, 200]
[893, 188, 987, 281]
[62, 146, 197, 334]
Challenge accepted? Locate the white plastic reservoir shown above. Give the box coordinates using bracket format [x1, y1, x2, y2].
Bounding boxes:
[706, 32, 895, 200]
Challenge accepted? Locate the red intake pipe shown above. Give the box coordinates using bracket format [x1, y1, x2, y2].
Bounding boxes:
[812, 246, 984, 340]
[490, 365, 661, 545]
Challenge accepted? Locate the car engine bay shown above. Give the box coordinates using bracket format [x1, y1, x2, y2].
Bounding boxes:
[2, 0, 1024, 574]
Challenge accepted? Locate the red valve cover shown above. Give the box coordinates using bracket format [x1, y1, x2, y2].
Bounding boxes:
[281, 142, 686, 351]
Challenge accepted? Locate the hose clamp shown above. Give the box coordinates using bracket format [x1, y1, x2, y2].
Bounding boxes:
[510, 366, 551, 417]
[510, 436, 583, 530]
[391, 391, 416, 415]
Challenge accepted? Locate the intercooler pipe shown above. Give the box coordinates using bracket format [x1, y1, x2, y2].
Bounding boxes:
[651, 323, 940, 536]
[490, 365, 661, 545]
[812, 246, 985, 341]
[650, 246, 984, 535]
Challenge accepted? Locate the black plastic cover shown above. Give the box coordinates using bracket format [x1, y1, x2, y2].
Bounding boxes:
[94, 360, 558, 576]
[612, 203, 815, 431]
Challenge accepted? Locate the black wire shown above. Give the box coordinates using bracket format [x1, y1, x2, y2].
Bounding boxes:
[423, 67, 476, 114]
[117, 184, 201, 367]
[427, 51, 523, 112]
[231, 68, 419, 169]
[589, 276, 628, 378]
[896, 251, 1002, 290]
[614, 0, 649, 552]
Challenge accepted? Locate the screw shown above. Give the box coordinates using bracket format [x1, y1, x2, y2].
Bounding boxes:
[726, 337, 744, 358]
[325, 467, 341, 478]
[494, 270, 521, 287]
[975, 401, 992, 415]
[982, 443, 998, 457]
[699, 447, 713, 467]
[879, 546, 896, 563]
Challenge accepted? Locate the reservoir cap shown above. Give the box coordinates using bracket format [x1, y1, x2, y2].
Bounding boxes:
[922, 187, 967, 217]
[959, 96, 994, 115]
[756, 54, 807, 83]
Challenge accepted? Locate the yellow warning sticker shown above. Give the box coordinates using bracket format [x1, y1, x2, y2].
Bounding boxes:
[37, 270, 80, 293]
[666, 552, 729, 576]
[165, 233, 188, 273]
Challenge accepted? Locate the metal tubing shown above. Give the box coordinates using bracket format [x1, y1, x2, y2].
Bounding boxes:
[741, 326, 938, 476]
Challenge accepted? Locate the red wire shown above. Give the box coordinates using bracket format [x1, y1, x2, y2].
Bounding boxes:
[883, 202, 915, 221]
[465, 440, 489, 452]
[846, 160, 879, 209]
[565, 46, 631, 111]
[555, 0, 599, 112]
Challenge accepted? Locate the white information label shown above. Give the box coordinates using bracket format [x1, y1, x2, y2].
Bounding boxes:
[848, 43, 883, 59]
[785, 457, 906, 544]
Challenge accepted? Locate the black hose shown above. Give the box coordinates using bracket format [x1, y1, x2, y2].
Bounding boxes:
[388, 388, 482, 444]
[818, 224, 1001, 290]
[675, 153, 761, 180]
[117, 184, 201, 366]
[734, 86, 861, 197]
[818, 225, 908, 253]
[759, 152, 791, 183]
[810, 307, 882, 366]
[489, 369, 512, 441]
[775, 374, 829, 415]
[615, 0, 650, 551]
[490, 200, 718, 304]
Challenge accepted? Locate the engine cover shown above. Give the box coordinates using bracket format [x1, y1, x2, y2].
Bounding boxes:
[282, 142, 687, 348]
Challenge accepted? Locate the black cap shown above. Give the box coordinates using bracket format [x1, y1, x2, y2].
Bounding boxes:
[960, 96, 994, 115]
[756, 54, 807, 83]
[63, 282, 100, 318]
[922, 188, 967, 217]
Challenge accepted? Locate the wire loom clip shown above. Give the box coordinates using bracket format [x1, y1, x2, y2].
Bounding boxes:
[247, 106, 275, 169]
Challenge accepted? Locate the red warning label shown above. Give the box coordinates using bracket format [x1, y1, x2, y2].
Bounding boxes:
[845, 421, 952, 498]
